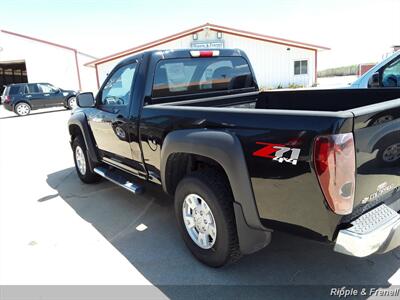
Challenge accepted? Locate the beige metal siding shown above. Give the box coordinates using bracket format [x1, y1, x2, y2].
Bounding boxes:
[96, 29, 316, 89]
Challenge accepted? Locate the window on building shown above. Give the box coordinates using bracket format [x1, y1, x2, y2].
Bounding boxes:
[294, 60, 308, 75]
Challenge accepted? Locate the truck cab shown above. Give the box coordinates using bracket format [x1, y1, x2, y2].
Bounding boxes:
[351, 50, 400, 88]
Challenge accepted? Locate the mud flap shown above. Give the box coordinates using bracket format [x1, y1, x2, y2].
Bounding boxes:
[233, 202, 272, 254]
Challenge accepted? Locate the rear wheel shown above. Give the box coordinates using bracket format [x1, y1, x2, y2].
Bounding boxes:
[14, 102, 31, 116]
[174, 170, 241, 267]
[67, 96, 77, 109]
[72, 136, 101, 183]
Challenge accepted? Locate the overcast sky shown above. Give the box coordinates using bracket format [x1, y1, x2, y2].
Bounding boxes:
[0, 0, 399, 70]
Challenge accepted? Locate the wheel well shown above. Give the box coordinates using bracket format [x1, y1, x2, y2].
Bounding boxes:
[164, 153, 230, 196]
[69, 124, 83, 141]
[373, 132, 400, 150]
[14, 101, 31, 109]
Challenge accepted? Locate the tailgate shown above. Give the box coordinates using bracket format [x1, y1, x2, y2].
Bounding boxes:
[351, 99, 400, 218]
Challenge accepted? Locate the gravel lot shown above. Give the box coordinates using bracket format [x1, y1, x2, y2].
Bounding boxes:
[0, 105, 399, 299]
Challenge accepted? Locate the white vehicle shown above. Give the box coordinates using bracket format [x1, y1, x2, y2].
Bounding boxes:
[351, 50, 400, 88]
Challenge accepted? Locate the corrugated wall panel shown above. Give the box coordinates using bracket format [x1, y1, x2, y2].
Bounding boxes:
[96, 29, 316, 89]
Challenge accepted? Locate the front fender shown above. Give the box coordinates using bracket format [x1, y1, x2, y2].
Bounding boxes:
[68, 111, 99, 164]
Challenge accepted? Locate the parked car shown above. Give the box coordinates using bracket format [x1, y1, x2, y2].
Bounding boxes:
[351, 50, 400, 88]
[68, 49, 400, 267]
[2, 83, 77, 116]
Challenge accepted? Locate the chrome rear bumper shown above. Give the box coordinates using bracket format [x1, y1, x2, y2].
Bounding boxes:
[334, 204, 400, 257]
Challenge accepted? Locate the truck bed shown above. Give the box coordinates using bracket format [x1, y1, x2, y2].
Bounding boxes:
[145, 87, 400, 239]
[159, 88, 400, 113]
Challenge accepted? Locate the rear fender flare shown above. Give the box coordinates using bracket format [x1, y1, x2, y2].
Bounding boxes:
[160, 129, 271, 254]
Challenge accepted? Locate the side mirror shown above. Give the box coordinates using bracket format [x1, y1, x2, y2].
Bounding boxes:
[77, 92, 95, 108]
[368, 72, 380, 88]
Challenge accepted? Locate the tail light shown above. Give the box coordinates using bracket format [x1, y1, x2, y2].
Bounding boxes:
[314, 133, 356, 215]
[190, 50, 220, 57]
[3, 96, 10, 104]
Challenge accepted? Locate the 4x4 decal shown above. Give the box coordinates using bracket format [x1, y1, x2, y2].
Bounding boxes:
[253, 142, 301, 165]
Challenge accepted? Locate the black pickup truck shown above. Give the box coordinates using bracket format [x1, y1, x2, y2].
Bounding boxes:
[68, 49, 400, 267]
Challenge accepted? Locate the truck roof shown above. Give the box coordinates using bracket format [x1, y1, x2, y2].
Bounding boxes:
[115, 48, 249, 69]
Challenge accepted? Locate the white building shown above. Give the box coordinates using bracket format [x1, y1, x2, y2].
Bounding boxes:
[0, 29, 98, 94]
[86, 23, 329, 90]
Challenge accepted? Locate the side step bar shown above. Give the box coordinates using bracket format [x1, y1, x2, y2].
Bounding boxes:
[94, 166, 144, 194]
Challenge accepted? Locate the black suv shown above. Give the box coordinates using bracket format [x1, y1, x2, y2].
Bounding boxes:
[1, 83, 77, 116]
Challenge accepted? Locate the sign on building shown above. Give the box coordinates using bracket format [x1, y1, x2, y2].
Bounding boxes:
[191, 40, 224, 49]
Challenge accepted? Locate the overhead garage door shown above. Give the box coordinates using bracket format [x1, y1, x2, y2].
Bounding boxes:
[0, 61, 28, 94]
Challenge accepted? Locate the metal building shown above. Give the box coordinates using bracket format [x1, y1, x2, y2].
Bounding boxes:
[86, 23, 329, 90]
[0, 29, 98, 94]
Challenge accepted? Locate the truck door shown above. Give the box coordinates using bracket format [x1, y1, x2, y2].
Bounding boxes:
[24, 83, 46, 108]
[37, 83, 64, 107]
[87, 62, 145, 176]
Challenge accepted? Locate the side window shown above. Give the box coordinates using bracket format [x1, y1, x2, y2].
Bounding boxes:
[27, 84, 40, 93]
[294, 60, 308, 75]
[100, 63, 137, 107]
[382, 57, 400, 87]
[8, 85, 21, 95]
[38, 83, 57, 93]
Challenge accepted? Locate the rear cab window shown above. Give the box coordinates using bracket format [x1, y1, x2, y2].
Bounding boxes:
[151, 56, 256, 102]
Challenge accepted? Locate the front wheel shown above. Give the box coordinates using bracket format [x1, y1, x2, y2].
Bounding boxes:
[14, 102, 31, 116]
[174, 170, 241, 267]
[72, 136, 101, 183]
[378, 141, 400, 166]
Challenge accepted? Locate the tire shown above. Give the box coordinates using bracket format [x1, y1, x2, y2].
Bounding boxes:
[67, 96, 77, 109]
[174, 170, 241, 267]
[72, 135, 101, 183]
[377, 140, 400, 166]
[14, 102, 31, 116]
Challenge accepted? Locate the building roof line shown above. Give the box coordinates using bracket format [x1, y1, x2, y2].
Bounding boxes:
[0, 29, 88, 90]
[206, 23, 330, 51]
[85, 22, 330, 67]
[85, 24, 206, 66]
[1, 29, 78, 52]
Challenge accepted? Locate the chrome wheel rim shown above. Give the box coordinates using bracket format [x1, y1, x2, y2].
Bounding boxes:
[182, 193, 217, 249]
[68, 97, 77, 109]
[382, 143, 400, 162]
[16, 103, 30, 115]
[75, 146, 86, 175]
